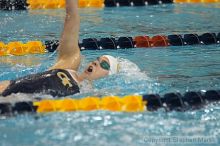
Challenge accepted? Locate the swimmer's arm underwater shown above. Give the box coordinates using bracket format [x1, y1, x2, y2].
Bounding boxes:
[51, 0, 80, 71]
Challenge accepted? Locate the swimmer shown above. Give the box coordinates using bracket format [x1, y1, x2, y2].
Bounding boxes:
[0, 0, 119, 97]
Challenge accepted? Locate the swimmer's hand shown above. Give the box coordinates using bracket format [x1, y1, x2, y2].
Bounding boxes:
[66, 0, 78, 14]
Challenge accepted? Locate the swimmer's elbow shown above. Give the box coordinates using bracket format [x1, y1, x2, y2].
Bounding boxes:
[0, 81, 10, 94]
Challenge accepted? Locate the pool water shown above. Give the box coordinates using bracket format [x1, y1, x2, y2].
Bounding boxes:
[0, 3, 220, 146]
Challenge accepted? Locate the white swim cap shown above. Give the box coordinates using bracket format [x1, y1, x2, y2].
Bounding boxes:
[103, 55, 119, 75]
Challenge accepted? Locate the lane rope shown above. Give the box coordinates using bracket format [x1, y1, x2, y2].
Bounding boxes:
[0, 89, 220, 115]
[1, 32, 219, 56]
[0, 0, 219, 10]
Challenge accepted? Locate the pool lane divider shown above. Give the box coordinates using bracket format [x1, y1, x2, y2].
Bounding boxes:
[0, 90, 220, 115]
[0, 41, 46, 56]
[1, 32, 219, 56]
[0, 0, 219, 10]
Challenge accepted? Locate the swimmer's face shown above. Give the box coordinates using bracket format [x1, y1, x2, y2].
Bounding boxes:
[83, 56, 110, 80]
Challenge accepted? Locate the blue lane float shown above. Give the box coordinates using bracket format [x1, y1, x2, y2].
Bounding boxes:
[199, 33, 218, 45]
[99, 38, 117, 49]
[104, 0, 173, 6]
[143, 90, 220, 112]
[183, 34, 200, 45]
[44, 32, 220, 52]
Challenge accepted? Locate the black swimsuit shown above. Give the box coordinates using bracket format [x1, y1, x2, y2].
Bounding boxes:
[1, 69, 80, 97]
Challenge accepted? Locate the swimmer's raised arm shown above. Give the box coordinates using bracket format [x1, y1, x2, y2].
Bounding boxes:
[51, 0, 80, 70]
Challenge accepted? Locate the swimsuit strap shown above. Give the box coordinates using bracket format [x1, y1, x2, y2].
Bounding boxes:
[65, 69, 79, 84]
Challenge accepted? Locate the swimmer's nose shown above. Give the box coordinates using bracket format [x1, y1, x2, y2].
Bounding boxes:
[92, 61, 98, 66]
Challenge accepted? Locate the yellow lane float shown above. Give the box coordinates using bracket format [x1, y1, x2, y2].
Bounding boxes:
[0, 41, 46, 56]
[34, 95, 146, 113]
[27, 0, 104, 9]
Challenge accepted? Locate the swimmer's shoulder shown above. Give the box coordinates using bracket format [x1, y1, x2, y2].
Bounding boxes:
[62, 69, 80, 83]
[48, 68, 76, 74]
[49, 53, 81, 72]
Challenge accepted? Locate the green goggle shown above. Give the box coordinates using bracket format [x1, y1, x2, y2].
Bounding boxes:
[97, 57, 110, 71]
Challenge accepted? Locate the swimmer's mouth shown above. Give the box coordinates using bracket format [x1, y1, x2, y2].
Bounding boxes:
[87, 66, 93, 73]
